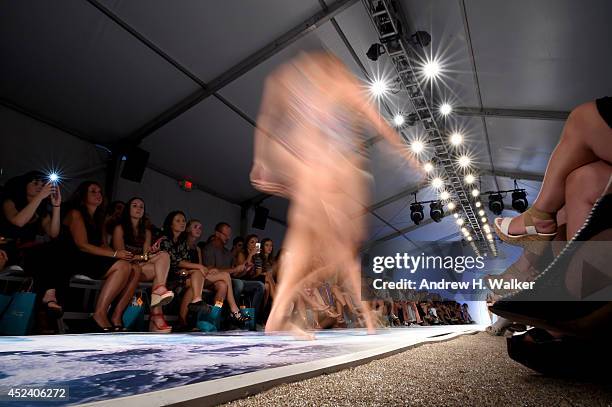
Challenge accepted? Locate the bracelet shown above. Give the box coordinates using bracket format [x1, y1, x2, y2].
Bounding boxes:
[113, 250, 117, 258]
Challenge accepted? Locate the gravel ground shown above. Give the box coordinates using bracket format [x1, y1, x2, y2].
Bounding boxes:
[222, 332, 612, 407]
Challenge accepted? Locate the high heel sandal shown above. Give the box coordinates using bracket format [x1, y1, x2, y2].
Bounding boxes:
[149, 314, 172, 333]
[89, 316, 112, 333]
[42, 300, 64, 319]
[490, 192, 612, 333]
[150, 285, 174, 308]
[494, 206, 557, 250]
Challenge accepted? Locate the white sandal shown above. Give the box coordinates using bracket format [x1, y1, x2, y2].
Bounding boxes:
[494, 206, 557, 246]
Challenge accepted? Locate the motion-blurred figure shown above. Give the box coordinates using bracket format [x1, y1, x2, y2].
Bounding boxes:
[251, 51, 420, 338]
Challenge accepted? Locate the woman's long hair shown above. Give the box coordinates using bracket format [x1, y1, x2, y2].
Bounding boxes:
[119, 197, 148, 246]
[3, 171, 50, 215]
[260, 237, 274, 266]
[69, 181, 105, 231]
[243, 234, 259, 257]
[162, 210, 187, 242]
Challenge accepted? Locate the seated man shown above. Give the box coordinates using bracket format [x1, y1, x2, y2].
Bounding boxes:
[203, 222, 264, 323]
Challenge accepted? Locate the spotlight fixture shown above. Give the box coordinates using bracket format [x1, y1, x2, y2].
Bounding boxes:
[471, 189, 480, 197]
[464, 174, 475, 184]
[447, 202, 456, 211]
[370, 79, 388, 97]
[475, 201, 482, 208]
[460, 227, 467, 234]
[440, 191, 450, 201]
[458, 155, 471, 168]
[366, 43, 386, 61]
[411, 140, 424, 154]
[439, 103, 452, 116]
[488, 193, 504, 215]
[478, 210, 485, 216]
[483, 224, 491, 233]
[423, 59, 441, 79]
[456, 218, 464, 226]
[410, 203, 424, 225]
[512, 188, 528, 213]
[393, 113, 405, 127]
[408, 31, 431, 48]
[430, 201, 444, 223]
[487, 233, 493, 240]
[453, 213, 459, 219]
[467, 236, 473, 242]
[450, 132, 463, 146]
[481, 217, 487, 223]
[431, 177, 443, 189]
[423, 162, 434, 173]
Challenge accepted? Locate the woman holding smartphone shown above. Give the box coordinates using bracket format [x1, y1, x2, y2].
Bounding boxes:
[0, 171, 64, 318]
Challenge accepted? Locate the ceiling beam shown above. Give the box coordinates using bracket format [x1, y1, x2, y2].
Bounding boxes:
[110, 0, 358, 146]
[454, 106, 569, 121]
[479, 168, 544, 182]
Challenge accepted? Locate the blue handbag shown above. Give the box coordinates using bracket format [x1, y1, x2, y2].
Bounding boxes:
[122, 291, 146, 331]
[0, 291, 36, 336]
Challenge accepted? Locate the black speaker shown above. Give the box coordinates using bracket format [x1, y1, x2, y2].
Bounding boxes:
[121, 147, 149, 183]
[252, 206, 269, 230]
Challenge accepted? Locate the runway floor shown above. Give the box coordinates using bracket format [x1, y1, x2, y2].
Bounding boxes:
[0, 325, 481, 406]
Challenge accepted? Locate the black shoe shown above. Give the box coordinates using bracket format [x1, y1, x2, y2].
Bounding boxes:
[89, 316, 112, 333]
[42, 300, 64, 319]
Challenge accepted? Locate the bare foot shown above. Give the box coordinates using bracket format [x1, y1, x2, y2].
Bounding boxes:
[265, 321, 316, 340]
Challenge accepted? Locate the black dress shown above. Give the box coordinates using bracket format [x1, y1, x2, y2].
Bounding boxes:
[62, 212, 118, 280]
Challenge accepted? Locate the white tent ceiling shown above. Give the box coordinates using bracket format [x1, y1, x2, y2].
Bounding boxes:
[1, 0, 611, 248]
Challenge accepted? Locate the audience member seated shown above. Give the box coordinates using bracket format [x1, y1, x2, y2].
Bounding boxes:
[235, 234, 259, 279]
[111, 197, 174, 333]
[259, 238, 276, 310]
[159, 213, 248, 330]
[62, 181, 134, 332]
[203, 222, 264, 322]
[230, 236, 244, 264]
[1, 171, 64, 319]
[185, 219, 243, 327]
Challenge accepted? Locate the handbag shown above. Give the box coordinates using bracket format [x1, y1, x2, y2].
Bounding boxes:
[122, 290, 146, 331]
[0, 279, 36, 336]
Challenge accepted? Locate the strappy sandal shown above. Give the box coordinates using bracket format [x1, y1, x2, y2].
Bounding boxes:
[151, 285, 175, 308]
[229, 311, 251, 324]
[494, 206, 557, 250]
[149, 314, 172, 333]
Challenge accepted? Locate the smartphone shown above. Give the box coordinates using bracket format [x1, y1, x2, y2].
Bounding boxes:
[255, 242, 261, 254]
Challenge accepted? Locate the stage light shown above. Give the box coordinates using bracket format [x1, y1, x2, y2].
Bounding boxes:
[393, 114, 405, 127]
[475, 201, 482, 208]
[456, 218, 464, 226]
[483, 224, 491, 233]
[489, 193, 504, 215]
[487, 233, 493, 240]
[450, 132, 463, 146]
[430, 201, 444, 222]
[410, 203, 424, 225]
[370, 79, 388, 97]
[464, 174, 475, 184]
[424, 162, 434, 173]
[481, 217, 487, 223]
[179, 180, 193, 191]
[467, 236, 473, 242]
[461, 227, 467, 233]
[471, 189, 480, 197]
[440, 191, 450, 201]
[431, 177, 443, 189]
[423, 59, 441, 79]
[447, 202, 456, 210]
[453, 213, 459, 218]
[411, 140, 424, 154]
[478, 210, 485, 216]
[366, 43, 385, 61]
[458, 155, 471, 168]
[512, 189, 528, 213]
[440, 103, 452, 116]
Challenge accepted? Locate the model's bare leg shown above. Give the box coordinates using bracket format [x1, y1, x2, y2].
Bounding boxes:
[508, 101, 612, 235]
[564, 161, 612, 238]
